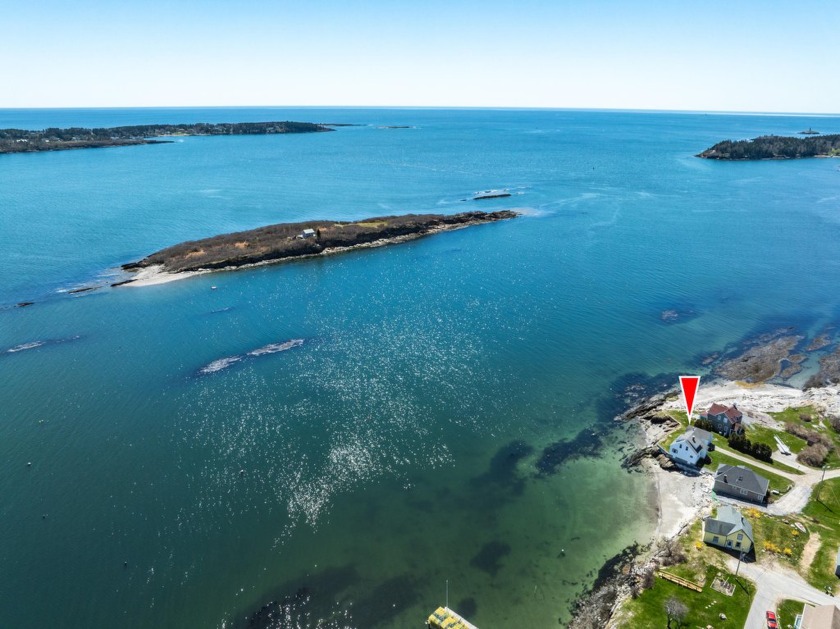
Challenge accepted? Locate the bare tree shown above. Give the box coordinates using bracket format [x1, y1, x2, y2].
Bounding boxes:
[664, 596, 688, 628]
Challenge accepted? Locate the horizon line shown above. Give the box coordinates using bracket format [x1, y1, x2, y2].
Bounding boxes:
[1, 105, 840, 117]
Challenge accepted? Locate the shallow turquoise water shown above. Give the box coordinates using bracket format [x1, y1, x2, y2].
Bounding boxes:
[1, 108, 839, 627]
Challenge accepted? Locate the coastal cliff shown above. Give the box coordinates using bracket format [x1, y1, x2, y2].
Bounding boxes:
[0, 121, 331, 154]
[120, 210, 518, 283]
[697, 134, 840, 160]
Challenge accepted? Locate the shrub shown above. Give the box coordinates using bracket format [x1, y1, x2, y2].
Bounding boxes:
[694, 418, 714, 432]
[728, 433, 773, 462]
[633, 566, 656, 597]
[764, 541, 781, 553]
[786, 423, 832, 448]
[658, 538, 687, 566]
[798, 444, 829, 467]
[829, 415, 840, 433]
[801, 413, 812, 422]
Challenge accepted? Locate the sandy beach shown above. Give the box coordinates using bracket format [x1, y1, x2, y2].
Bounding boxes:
[119, 264, 208, 287]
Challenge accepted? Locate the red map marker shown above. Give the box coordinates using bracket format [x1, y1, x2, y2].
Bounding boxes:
[679, 376, 700, 424]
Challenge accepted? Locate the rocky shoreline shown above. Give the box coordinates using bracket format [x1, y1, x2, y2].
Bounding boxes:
[567, 391, 684, 629]
[568, 367, 840, 628]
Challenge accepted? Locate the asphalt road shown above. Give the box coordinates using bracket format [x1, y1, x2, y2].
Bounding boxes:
[727, 558, 837, 628]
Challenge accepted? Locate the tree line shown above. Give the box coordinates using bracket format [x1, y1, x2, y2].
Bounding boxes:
[0, 121, 331, 143]
[698, 134, 840, 160]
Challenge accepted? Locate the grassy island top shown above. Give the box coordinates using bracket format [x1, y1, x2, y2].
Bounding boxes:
[0, 121, 332, 154]
[697, 134, 840, 160]
[123, 210, 518, 275]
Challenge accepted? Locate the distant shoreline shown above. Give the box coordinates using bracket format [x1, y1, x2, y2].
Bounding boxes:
[0, 121, 332, 155]
[697, 133, 840, 160]
[118, 210, 518, 287]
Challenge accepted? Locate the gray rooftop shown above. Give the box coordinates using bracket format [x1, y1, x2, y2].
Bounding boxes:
[687, 426, 713, 443]
[704, 505, 754, 543]
[715, 464, 770, 496]
[673, 427, 712, 454]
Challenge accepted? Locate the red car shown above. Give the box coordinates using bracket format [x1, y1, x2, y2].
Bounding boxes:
[766, 611, 778, 629]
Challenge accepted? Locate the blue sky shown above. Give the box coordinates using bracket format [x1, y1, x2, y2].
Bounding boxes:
[2, 0, 838, 112]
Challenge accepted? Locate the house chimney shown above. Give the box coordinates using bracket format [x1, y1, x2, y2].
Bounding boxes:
[723, 475, 728, 483]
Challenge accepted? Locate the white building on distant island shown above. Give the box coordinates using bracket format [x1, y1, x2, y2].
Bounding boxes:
[669, 426, 713, 467]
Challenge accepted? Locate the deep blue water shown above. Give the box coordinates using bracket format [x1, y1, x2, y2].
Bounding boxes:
[1, 108, 839, 628]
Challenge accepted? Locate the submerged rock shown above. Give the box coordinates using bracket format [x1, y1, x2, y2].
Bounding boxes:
[715, 333, 803, 382]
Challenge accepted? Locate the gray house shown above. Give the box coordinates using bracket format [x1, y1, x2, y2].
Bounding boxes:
[702, 403, 743, 436]
[714, 464, 770, 504]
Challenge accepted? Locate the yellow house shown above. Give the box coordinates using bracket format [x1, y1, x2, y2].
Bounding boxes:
[702, 505, 754, 553]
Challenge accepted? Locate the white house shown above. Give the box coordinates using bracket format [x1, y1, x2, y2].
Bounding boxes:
[669, 426, 713, 467]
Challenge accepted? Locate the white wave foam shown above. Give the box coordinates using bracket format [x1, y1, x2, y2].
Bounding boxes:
[199, 339, 304, 374]
[247, 339, 304, 357]
[198, 355, 243, 374]
[7, 341, 46, 353]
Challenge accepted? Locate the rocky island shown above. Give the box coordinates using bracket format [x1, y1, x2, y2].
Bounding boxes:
[0, 121, 332, 154]
[697, 134, 840, 160]
[119, 210, 517, 285]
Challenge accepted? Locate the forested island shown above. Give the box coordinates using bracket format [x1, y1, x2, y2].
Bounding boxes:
[120, 210, 517, 283]
[0, 121, 331, 154]
[697, 134, 840, 160]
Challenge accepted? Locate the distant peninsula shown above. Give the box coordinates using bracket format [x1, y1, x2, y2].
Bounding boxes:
[0, 121, 332, 154]
[697, 134, 840, 160]
[119, 210, 517, 286]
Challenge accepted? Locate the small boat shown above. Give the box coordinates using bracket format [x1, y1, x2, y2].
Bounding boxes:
[427, 607, 479, 629]
[473, 189, 511, 200]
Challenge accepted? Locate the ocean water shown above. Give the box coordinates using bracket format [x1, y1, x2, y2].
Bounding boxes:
[1, 108, 840, 628]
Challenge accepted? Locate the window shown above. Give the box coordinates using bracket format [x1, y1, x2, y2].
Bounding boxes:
[735, 542, 741, 548]
[737, 533, 743, 540]
[713, 536, 719, 543]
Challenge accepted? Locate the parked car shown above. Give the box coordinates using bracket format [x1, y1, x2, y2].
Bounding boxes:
[766, 610, 778, 629]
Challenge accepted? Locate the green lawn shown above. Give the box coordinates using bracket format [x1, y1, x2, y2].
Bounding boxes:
[707, 449, 794, 494]
[768, 406, 840, 470]
[661, 410, 803, 475]
[777, 598, 806, 628]
[801, 478, 840, 592]
[617, 565, 754, 629]
[749, 423, 807, 455]
[769, 405, 821, 427]
[750, 510, 810, 565]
